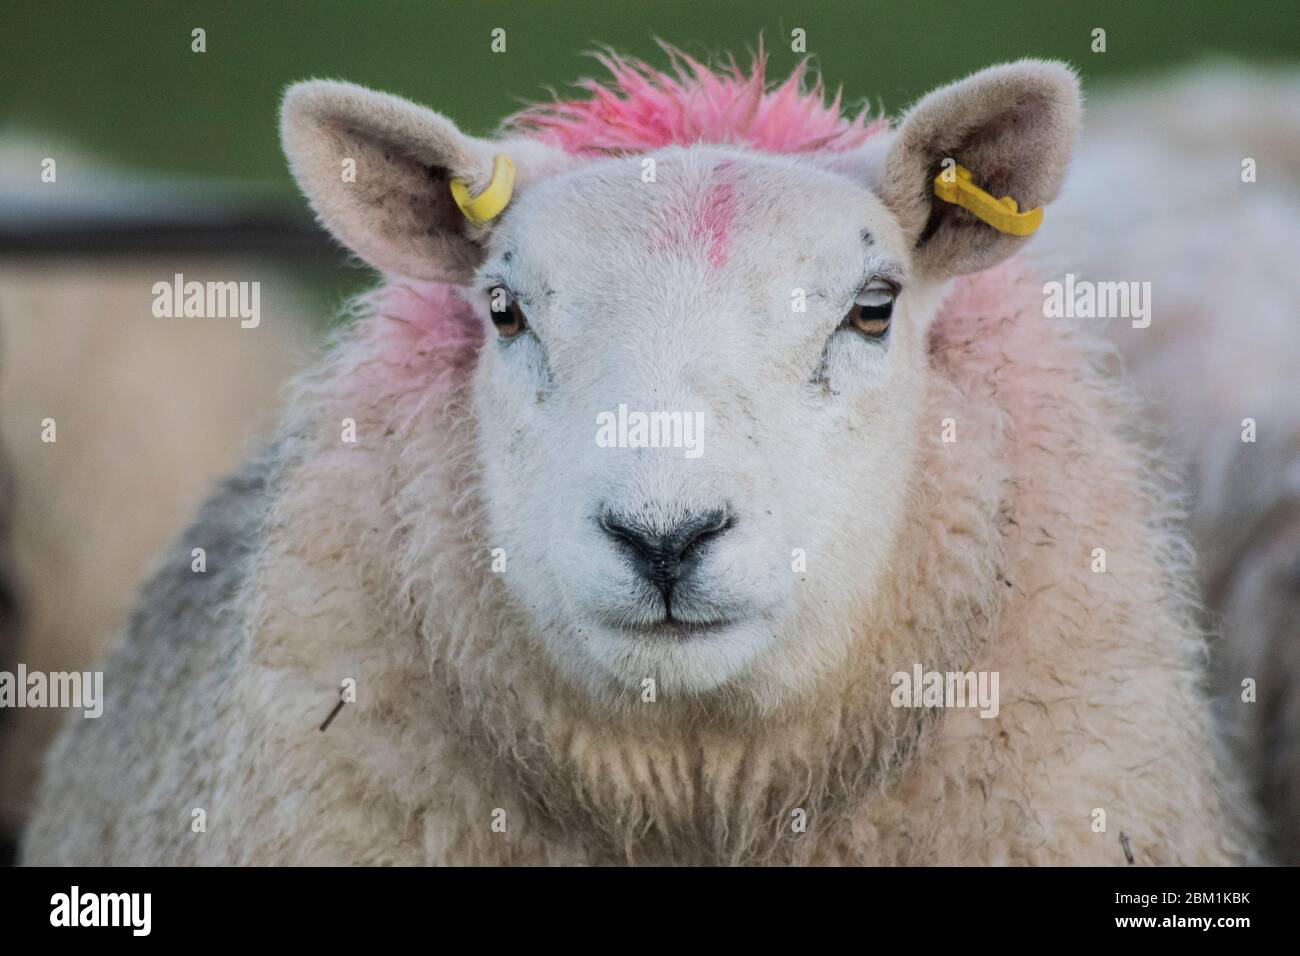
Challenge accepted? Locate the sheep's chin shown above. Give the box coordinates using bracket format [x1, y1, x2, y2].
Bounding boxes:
[554, 617, 775, 699]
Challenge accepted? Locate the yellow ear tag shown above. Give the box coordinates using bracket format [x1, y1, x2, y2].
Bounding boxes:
[933, 163, 1043, 237]
[450, 154, 516, 228]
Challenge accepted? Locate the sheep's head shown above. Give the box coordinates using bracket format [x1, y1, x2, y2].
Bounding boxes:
[281, 58, 1079, 707]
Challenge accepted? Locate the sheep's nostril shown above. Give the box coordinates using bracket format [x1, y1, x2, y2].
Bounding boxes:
[598, 508, 735, 589]
[681, 512, 734, 555]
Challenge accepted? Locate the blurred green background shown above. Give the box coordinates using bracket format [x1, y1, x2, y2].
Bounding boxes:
[6, 0, 1299, 188]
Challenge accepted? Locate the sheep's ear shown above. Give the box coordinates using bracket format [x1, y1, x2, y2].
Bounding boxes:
[878, 60, 1081, 278]
[280, 80, 570, 283]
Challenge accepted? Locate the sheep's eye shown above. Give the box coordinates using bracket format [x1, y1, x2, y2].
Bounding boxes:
[845, 279, 898, 338]
[488, 286, 528, 339]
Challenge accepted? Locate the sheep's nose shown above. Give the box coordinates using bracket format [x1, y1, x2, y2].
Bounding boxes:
[598, 508, 735, 593]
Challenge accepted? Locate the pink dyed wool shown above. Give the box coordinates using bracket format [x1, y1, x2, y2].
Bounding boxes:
[508, 45, 885, 155]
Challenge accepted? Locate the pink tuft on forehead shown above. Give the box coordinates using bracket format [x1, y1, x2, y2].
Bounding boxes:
[508, 43, 887, 155]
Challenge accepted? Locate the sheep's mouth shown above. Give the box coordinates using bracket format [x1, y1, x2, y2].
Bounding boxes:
[618, 617, 736, 640]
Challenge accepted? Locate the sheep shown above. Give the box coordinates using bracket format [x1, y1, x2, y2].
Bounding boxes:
[22, 50, 1250, 865]
[0, 251, 309, 853]
[1036, 64, 1300, 863]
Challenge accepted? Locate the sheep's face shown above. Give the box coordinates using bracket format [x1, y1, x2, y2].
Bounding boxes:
[470, 147, 937, 700]
[281, 61, 1079, 708]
